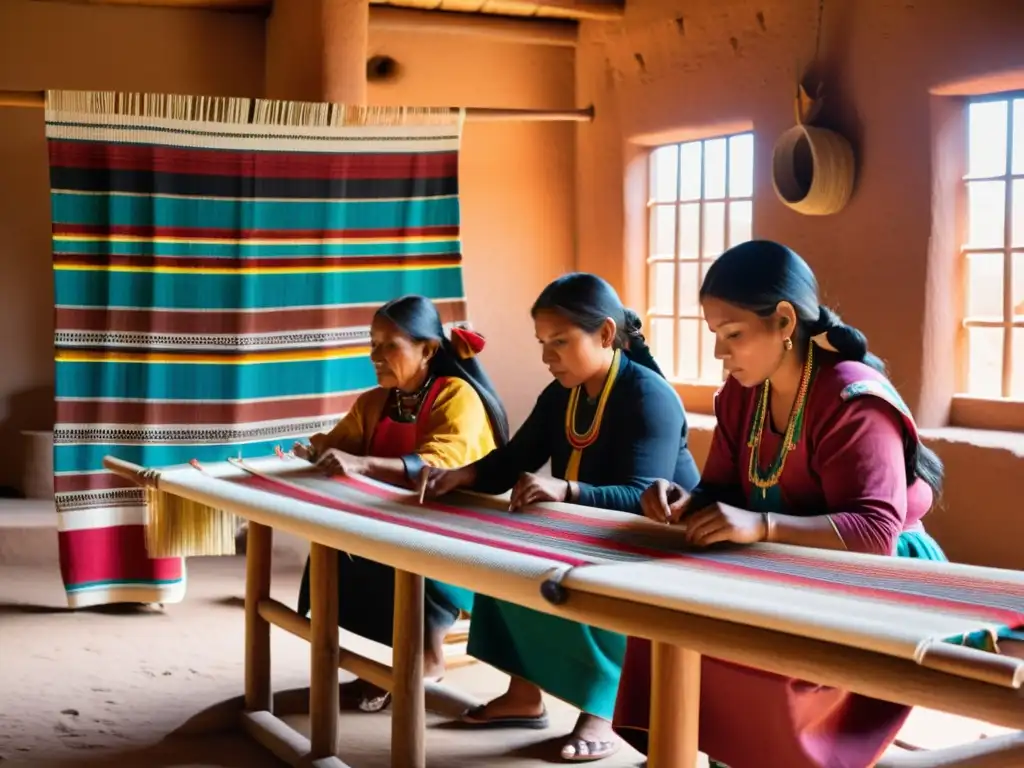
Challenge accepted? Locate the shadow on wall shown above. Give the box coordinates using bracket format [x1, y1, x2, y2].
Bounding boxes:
[0, 385, 54, 497]
[804, 0, 865, 179]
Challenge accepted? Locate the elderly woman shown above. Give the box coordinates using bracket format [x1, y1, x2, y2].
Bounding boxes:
[293, 294, 509, 713]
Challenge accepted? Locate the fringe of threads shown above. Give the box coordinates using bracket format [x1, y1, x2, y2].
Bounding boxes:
[45, 89, 463, 127]
[144, 488, 239, 558]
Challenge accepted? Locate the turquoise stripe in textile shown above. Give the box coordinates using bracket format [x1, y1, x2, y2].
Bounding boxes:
[55, 267, 464, 309]
[55, 357, 377, 400]
[46, 90, 468, 609]
[51, 193, 461, 231]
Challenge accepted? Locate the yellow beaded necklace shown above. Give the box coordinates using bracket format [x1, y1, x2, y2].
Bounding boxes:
[746, 343, 815, 498]
[564, 348, 621, 482]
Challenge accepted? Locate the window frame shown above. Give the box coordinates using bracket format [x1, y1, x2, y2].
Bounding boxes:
[644, 131, 754, 406]
[952, 90, 1024, 428]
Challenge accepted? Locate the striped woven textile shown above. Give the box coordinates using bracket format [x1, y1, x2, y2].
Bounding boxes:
[221, 457, 1024, 678]
[45, 90, 468, 608]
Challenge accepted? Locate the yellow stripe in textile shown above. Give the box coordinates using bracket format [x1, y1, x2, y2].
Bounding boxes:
[53, 262, 461, 276]
[53, 234, 457, 246]
[56, 346, 369, 365]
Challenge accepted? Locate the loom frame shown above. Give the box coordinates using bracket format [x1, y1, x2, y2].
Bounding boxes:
[104, 456, 1024, 768]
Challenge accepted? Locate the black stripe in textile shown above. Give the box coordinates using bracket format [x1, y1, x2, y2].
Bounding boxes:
[48, 167, 459, 200]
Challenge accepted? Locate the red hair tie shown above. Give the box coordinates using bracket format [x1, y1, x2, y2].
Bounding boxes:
[450, 326, 486, 359]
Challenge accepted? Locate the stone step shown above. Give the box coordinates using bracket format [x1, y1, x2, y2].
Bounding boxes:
[0, 498, 59, 566]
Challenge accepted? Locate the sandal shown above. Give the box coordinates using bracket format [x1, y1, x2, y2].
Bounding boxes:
[340, 675, 444, 713]
[340, 679, 392, 713]
[459, 704, 550, 729]
[560, 737, 621, 762]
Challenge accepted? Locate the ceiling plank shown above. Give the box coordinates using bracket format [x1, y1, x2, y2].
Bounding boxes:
[31, 0, 622, 20]
[33, 0, 270, 10]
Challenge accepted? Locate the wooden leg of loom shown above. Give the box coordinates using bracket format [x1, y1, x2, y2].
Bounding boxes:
[309, 543, 340, 760]
[391, 570, 426, 768]
[648, 643, 701, 768]
[245, 522, 273, 713]
[876, 731, 1024, 767]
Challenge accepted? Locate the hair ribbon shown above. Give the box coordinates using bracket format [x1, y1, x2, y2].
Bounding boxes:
[449, 326, 486, 359]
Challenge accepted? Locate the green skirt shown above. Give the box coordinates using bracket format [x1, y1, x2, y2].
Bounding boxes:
[466, 595, 626, 720]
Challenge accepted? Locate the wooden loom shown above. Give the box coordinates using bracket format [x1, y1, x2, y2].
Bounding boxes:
[104, 454, 1024, 768]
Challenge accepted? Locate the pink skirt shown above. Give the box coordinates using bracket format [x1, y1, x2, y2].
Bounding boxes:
[612, 637, 911, 768]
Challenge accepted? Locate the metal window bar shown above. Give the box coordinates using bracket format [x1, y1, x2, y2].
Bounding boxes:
[962, 92, 1024, 398]
[646, 132, 753, 383]
[673, 146, 684, 380]
[693, 141, 707, 381]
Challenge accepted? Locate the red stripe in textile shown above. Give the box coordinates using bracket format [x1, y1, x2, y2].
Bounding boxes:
[48, 141, 458, 180]
[58, 525, 183, 588]
[341, 475, 663, 559]
[53, 254, 460, 271]
[55, 473, 139, 494]
[742, 550, 1024, 596]
[343, 477, 1024, 625]
[55, 301, 468, 335]
[52, 224, 460, 242]
[239, 475, 588, 567]
[511, 505, 1024, 614]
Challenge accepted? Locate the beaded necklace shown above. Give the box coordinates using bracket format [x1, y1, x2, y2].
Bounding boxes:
[389, 375, 435, 423]
[746, 343, 815, 499]
[564, 348, 621, 482]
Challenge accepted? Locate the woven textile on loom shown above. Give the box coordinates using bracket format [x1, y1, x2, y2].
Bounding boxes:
[45, 90, 469, 608]
[216, 456, 1024, 682]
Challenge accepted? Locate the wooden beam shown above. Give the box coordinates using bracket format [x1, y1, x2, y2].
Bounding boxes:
[32, 0, 270, 11]
[370, 6, 577, 47]
[29, 0, 622, 21]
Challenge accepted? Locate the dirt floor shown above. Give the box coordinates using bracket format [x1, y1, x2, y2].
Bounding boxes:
[0, 556, 1012, 767]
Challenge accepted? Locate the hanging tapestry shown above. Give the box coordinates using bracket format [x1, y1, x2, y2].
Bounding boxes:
[45, 91, 467, 608]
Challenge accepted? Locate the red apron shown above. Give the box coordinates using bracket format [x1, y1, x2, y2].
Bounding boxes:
[367, 377, 448, 460]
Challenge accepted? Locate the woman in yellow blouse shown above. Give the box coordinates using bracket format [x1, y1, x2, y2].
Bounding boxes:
[293, 294, 509, 713]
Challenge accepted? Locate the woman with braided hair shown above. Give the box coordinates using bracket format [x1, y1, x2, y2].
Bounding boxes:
[613, 240, 948, 768]
[292, 294, 509, 713]
[422, 272, 701, 762]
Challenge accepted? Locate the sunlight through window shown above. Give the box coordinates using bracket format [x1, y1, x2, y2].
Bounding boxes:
[963, 95, 1024, 398]
[646, 133, 754, 383]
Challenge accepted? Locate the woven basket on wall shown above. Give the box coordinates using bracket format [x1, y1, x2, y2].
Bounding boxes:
[770, 123, 856, 216]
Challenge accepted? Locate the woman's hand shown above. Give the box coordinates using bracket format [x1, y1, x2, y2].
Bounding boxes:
[509, 472, 568, 512]
[293, 433, 330, 462]
[314, 448, 368, 477]
[419, 465, 475, 500]
[681, 502, 767, 547]
[640, 479, 690, 524]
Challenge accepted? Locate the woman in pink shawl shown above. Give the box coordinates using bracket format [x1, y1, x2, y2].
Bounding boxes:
[612, 240, 949, 768]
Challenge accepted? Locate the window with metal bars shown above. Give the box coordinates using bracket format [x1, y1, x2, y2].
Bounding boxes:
[962, 93, 1024, 399]
[645, 133, 754, 383]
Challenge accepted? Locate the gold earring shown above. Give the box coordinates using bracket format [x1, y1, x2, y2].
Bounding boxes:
[784, 337, 793, 351]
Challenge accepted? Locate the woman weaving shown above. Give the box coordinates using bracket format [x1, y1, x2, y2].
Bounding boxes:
[292, 294, 509, 713]
[613, 240, 948, 768]
[422, 272, 701, 763]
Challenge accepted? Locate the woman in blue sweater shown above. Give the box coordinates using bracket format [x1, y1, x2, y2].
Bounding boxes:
[422, 272, 700, 762]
